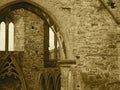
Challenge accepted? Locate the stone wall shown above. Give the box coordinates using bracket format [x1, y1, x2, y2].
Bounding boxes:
[0, 0, 120, 90]
[7, 9, 45, 89]
[8, 9, 25, 51]
[69, 1, 120, 90]
[23, 9, 44, 90]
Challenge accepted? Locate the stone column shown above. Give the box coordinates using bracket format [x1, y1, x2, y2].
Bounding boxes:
[59, 60, 76, 90]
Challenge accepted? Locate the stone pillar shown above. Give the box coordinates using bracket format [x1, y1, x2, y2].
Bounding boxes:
[59, 60, 76, 90]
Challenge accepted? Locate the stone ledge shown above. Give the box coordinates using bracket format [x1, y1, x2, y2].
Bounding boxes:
[44, 60, 58, 67]
[58, 60, 76, 67]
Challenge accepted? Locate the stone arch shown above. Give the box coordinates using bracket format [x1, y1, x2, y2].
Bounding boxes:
[47, 74, 55, 90]
[0, 52, 27, 90]
[0, 0, 67, 60]
[55, 74, 61, 90]
[39, 74, 46, 90]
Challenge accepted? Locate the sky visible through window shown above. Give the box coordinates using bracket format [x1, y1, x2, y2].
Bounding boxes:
[9, 22, 14, 51]
[0, 22, 5, 51]
[0, 24, 55, 51]
[49, 27, 55, 50]
[0, 22, 14, 51]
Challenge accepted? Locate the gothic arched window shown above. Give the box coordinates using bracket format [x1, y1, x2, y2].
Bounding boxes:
[0, 21, 14, 51]
[0, 22, 6, 51]
[9, 22, 14, 51]
[49, 27, 60, 60]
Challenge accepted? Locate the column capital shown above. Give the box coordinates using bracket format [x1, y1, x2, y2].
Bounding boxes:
[58, 60, 76, 67]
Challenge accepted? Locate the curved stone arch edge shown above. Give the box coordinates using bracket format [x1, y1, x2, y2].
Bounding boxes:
[0, 0, 74, 60]
[99, 0, 120, 24]
[38, 72, 61, 90]
[0, 53, 27, 90]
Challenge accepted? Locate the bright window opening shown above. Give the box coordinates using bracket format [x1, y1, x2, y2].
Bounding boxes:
[0, 22, 6, 51]
[9, 22, 14, 51]
[49, 27, 60, 60]
[49, 27, 55, 50]
[0, 22, 14, 51]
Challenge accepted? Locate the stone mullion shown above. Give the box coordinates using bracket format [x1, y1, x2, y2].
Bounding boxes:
[44, 23, 49, 64]
[5, 22, 9, 51]
[54, 34, 57, 59]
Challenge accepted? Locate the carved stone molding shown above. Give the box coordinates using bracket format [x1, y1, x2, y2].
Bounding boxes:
[58, 60, 76, 67]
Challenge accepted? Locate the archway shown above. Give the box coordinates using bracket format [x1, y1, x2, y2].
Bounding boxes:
[47, 75, 54, 90]
[0, 1, 66, 60]
[40, 74, 46, 90]
[0, 1, 62, 90]
[55, 74, 61, 90]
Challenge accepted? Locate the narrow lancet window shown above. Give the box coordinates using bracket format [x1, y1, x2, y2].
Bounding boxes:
[0, 22, 6, 51]
[8, 22, 14, 51]
[49, 27, 60, 60]
[49, 27, 55, 50]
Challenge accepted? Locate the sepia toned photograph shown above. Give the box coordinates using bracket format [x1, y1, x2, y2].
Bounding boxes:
[0, 0, 120, 90]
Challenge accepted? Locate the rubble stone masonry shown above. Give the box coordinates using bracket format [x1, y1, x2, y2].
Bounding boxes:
[0, 0, 120, 90]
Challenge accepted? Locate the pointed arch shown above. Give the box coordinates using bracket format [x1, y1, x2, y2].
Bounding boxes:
[39, 74, 46, 90]
[0, 0, 67, 59]
[0, 1, 58, 31]
[0, 21, 6, 51]
[47, 74, 55, 90]
[8, 22, 14, 51]
[55, 74, 61, 90]
[0, 52, 27, 90]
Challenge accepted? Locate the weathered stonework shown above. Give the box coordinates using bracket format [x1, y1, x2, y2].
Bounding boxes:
[0, 0, 120, 90]
[3, 8, 45, 90]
